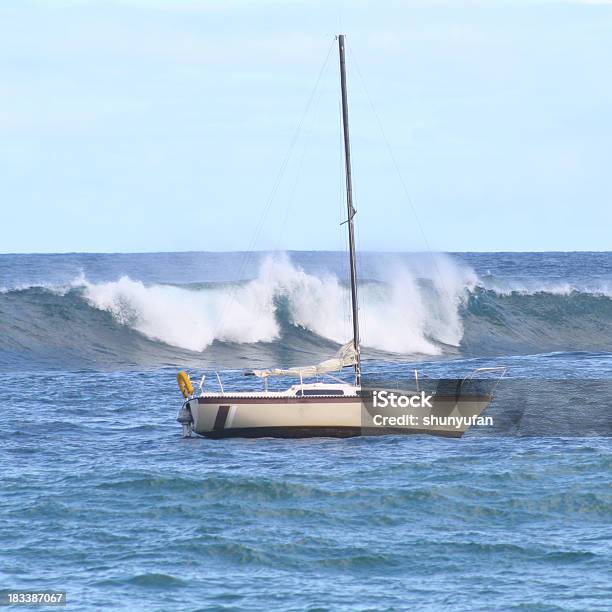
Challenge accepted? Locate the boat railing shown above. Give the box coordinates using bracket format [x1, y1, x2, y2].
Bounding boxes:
[322, 372, 348, 385]
[214, 371, 225, 395]
[461, 366, 507, 393]
[194, 372, 224, 396]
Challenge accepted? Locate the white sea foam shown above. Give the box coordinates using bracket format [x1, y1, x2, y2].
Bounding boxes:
[4, 254, 611, 354]
[478, 276, 612, 297]
[80, 274, 280, 351]
[77, 254, 475, 354]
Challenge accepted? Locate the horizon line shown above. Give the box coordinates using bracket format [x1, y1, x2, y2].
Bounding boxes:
[1, 249, 610, 256]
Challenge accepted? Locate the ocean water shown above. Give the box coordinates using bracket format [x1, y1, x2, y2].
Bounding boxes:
[1, 251, 611, 610]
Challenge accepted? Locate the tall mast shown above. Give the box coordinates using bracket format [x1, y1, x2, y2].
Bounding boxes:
[338, 34, 361, 386]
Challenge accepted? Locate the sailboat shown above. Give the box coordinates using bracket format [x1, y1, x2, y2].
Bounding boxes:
[176, 35, 503, 439]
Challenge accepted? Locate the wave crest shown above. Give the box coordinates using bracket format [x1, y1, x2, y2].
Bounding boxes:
[1, 253, 611, 368]
[79, 254, 470, 354]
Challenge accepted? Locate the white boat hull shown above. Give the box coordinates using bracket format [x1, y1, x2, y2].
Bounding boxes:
[184, 391, 493, 439]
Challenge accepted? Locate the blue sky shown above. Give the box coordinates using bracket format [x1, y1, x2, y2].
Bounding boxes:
[1, 0, 611, 253]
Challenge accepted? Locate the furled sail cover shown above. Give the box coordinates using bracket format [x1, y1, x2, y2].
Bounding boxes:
[249, 341, 357, 379]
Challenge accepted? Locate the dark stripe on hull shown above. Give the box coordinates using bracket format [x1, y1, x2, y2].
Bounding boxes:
[213, 405, 230, 431]
[197, 395, 491, 405]
[198, 396, 362, 405]
[196, 426, 463, 439]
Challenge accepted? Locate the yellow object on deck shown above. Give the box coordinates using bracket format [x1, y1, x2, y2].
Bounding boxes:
[177, 370, 194, 399]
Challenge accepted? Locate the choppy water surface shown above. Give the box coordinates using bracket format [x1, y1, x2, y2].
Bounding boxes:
[1, 251, 611, 610]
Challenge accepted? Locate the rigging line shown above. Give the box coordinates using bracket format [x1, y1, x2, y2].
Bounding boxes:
[211, 37, 336, 342]
[244, 78, 326, 348]
[274, 49, 329, 252]
[347, 45, 458, 309]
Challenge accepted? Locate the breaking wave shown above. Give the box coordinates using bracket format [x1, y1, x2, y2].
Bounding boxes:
[1, 254, 611, 369]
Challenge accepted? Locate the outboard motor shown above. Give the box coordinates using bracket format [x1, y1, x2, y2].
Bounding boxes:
[176, 401, 193, 438]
